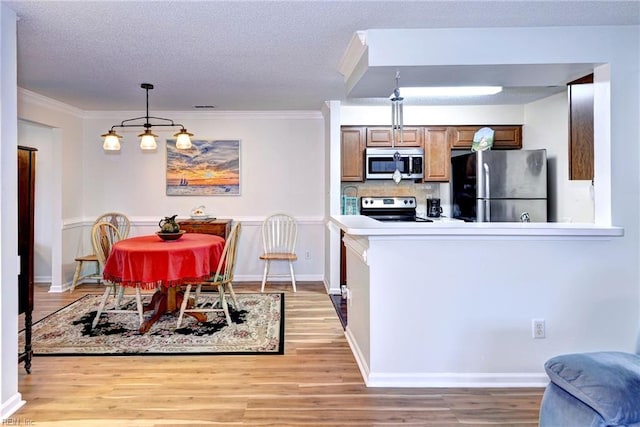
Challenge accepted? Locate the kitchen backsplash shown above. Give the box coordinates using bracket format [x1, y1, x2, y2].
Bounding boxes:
[341, 181, 452, 218]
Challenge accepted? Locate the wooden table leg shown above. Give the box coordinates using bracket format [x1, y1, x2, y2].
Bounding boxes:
[140, 290, 167, 333]
[140, 286, 206, 333]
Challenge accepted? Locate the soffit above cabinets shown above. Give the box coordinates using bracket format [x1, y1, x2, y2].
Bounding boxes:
[339, 29, 599, 106]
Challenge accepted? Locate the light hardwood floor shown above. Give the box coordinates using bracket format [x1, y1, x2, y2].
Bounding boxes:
[15, 282, 544, 426]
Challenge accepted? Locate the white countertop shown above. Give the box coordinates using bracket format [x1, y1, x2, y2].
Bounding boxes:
[331, 215, 624, 238]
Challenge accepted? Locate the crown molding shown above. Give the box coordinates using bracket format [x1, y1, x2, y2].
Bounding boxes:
[18, 88, 86, 117]
[82, 109, 323, 120]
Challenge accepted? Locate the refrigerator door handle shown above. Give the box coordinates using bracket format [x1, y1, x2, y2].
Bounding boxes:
[482, 162, 490, 221]
[477, 198, 485, 222]
[483, 162, 490, 200]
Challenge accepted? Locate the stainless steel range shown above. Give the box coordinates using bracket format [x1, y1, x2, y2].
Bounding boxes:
[360, 196, 432, 222]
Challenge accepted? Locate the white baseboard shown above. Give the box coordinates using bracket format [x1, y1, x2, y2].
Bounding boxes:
[344, 326, 371, 384]
[0, 392, 25, 422]
[34, 275, 52, 284]
[345, 326, 549, 388]
[365, 372, 549, 388]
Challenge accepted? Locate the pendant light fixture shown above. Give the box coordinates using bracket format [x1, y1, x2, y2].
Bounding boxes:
[101, 83, 194, 151]
[390, 71, 404, 148]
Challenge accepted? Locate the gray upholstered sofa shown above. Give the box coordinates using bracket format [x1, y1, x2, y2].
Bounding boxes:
[539, 351, 640, 426]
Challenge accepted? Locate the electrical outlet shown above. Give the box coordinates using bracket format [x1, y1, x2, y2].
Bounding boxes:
[532, 319, 546, 339]
[305, 250, 310, 260]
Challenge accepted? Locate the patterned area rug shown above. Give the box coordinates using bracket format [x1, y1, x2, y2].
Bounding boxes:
[20, 293, 284, 356]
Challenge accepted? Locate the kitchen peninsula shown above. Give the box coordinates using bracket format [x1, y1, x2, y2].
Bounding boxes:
[330, 215, 622, 388]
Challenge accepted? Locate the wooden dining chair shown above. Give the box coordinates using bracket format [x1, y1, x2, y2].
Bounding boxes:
[91, 221, 144, 329]
[176, 222, 241, 328]
[260, 213, 297, 292]
[70, 212, 131, 292]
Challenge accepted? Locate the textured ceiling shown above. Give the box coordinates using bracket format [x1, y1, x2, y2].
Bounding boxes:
[5, 0, 640, 111]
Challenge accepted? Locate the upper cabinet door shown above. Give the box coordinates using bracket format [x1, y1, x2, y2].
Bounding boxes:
[450, 125, 522, 149]
[341, 127, 366, 182]
[424, 127, 450, 182]
[568, 74, 594, 180]
[366, 127, 423, 147]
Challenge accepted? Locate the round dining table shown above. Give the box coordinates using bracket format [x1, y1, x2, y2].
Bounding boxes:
[103, 233, 225, 333]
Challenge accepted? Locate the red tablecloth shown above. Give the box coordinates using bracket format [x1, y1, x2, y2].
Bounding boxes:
[103, 233, 225, 290]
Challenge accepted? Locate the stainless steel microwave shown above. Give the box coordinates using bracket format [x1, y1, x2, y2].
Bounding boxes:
[365, 148, 424, 180]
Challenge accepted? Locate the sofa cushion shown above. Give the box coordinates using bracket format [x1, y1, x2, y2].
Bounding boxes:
[545, 352, 640, 425]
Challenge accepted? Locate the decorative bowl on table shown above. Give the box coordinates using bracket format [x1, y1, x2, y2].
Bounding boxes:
[156, 230, 186, 241]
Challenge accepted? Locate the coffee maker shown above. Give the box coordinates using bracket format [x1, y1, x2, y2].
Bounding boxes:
[427, 198, 442, 218]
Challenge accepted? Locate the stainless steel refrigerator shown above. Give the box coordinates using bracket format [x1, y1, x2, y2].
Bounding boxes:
[451, 149, 547, 222]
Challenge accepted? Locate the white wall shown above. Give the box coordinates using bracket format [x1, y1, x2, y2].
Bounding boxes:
[18, 120, 55, 282]
[17, 90, 84, 291]
[323, 101, 343, 293]
[341, 104, 525, 126]
[83, 112, 324, 217]
[0, 3, 23, 418]
[524, 92, 594, 222]
[348, 233, 635, 387]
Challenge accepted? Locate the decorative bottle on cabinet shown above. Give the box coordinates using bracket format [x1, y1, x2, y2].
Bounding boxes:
[18, 146, 37, 374]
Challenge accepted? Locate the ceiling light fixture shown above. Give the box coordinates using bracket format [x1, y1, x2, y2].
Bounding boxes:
[399, 86, 503, 97]
[101, 83, 194, 151]
[390, 71, 404, 147]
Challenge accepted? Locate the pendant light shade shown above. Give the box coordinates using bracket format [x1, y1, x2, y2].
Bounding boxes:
[174, 129, 194, 149]
[138, 129, 158, 150]
[101, 83, 194, 152]
[101, 130, 122, 151]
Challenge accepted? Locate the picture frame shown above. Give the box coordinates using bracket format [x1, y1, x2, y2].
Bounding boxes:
[166, 139, 241, 196]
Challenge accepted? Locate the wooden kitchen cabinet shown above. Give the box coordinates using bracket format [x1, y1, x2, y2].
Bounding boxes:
[366, 126, 423, 147]
[423, 127, 450, 182]
[341, 124, 522, 183]
[450, 125, 522, 149]
[568, 74, 594, 180]
[341, 126, 366, 182]
[177, 218, 232, 239]
[18, 146, 37, 374]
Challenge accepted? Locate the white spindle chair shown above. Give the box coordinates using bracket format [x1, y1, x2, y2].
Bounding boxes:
[260, 213, 298, 292]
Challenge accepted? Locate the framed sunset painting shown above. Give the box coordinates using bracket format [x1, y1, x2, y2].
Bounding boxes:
[166, 139, 241, 196]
